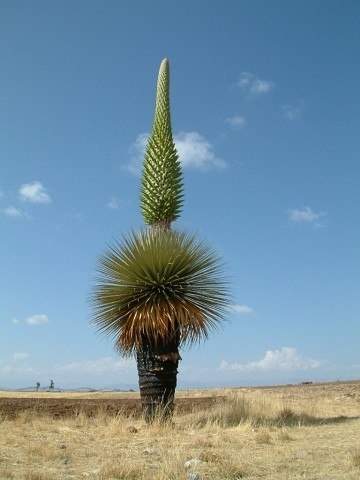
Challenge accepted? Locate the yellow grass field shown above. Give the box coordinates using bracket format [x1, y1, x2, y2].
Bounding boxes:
[0, 380, 359, 479]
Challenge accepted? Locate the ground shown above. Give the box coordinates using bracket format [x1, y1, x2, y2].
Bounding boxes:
[0, 392, 222, 419]
[0, 381, 359, 479]
[0, 380, 359, 419]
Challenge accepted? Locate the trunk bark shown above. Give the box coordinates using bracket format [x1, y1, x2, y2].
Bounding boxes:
[136, 335, 181, 423]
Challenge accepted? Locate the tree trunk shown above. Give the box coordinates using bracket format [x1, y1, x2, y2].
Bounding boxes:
[136, 335, 181, 423]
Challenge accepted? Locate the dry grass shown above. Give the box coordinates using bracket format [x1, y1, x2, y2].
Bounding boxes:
[0, 390, 141, 400]
[0, 381, 359, 479]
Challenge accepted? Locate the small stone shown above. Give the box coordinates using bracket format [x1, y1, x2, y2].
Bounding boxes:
[127, 426, 138, 433]
[184, 459, 205, 468]
[143, 448, 156, 455]
[296, 450, 309, 458]
[60, 444, 67, 449]
[60, 458, 70, 465]
[187, 473, 200, 480]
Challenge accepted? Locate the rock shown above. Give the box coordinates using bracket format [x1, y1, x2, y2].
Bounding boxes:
[184, 459, 206, 468]
[187, 473, 200, 480]
[89, 469, 101, 476]
[142, 448, 157, 456]
[296, 450, 309, 458]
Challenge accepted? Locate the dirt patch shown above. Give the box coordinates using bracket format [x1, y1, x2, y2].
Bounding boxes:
[0, 396, 223, 419]
[1, 380, 359, 420]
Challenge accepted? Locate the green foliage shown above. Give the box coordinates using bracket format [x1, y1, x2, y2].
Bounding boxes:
[140, 58, 183, 228]
[90, 229, 229, 357]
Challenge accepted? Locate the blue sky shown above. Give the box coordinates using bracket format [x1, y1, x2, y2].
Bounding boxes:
[1, 0, 359, 390]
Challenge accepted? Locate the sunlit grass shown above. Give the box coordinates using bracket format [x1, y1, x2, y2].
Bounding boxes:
[0, 382, 359, 480]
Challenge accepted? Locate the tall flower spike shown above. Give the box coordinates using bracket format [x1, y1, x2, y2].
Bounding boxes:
[140, 58, 184, 229]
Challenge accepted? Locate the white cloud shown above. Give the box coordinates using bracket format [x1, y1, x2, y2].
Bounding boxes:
[106, 197, 120, 210]
[26, 314, 49, 325]
[237, 72, 275, 97]
[175, 131, 226, 170]
[127, 132, 148, 175]
[106, 197, 131, 212]
[0, 359, 35, 374]
[65, 209, 86, 222]
[225, 115, 246, 129]
[288, 206, 327, 228]
[229, 304, 254, 315]
[12, 317, 20, 324]
[282, 101, 304, 121]
[126, 130, 226, 175]
[19, 181, 52, 204]
[0, 366, 12, 373]
[218, 347, 322, 372]
[55, 357, 136, 376]
[12, 352, 29, 362]
[2, 205, 26, 218]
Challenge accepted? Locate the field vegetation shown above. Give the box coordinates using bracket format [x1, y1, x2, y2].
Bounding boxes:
[0, 381, 359, 479]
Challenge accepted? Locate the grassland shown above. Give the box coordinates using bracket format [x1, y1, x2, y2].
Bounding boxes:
[0, 381, 359, 479]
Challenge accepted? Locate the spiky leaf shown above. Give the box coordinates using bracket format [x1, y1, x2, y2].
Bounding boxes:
[90, 229, 229, 357]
